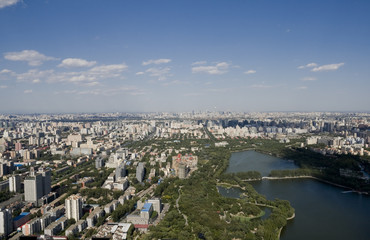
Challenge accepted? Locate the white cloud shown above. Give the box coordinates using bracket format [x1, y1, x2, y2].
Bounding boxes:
[142, 58, 171, 66]
[16, 69, 54, 82]
[297, 62, 317, 69]
[206, 88, 230, 93]
[24, 89, 32, 93]
[13, 62, 128, 86]
[69, 74, 96, 83]
[58, 58, 97, 68]
[89, 63, 128, 74]
[192, 62, 230, 75]
[145, 67, 171, 81]
[301, 77, 317, 81]
[136, 72, 145, 75]
[85, 81, 99, 87]
[191, 61, 207, 66]
[0, 0, 20, 9]
[0, 69, 13, 74]
[311, 63, 344, 72]
[4, 50, 57, 66]
[63, 86, 145, 96]
[251, 84, 273, 88]
[244, 70, 256, 75]
[162, 80, 188, 86]
[298, 86, 308, 90]
[0, 85, 7, 89]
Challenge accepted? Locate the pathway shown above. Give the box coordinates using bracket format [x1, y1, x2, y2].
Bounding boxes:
[176, 186, 188, 226]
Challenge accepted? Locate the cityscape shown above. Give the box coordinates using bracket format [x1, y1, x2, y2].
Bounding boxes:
[0, 111, 369, 239]
[1, 1, 370, 240]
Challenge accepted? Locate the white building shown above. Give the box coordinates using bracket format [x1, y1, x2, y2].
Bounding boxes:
[65, 195, 83, 221]
[9, 175, 21, 193]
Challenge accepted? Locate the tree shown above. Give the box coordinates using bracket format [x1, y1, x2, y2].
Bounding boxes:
[67, 233, 78, 240]
[151, 211, 158, 220]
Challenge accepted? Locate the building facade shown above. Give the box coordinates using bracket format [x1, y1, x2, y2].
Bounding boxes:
[65, 195, 83, 221]
[0, 208, 13, 237]
[9, 174, 21, 193]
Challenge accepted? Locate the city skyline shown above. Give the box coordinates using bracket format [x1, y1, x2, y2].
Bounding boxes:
[0, 0, 369, 113]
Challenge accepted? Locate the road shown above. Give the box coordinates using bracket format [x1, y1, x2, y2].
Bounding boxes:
[175, 186, 188, 226]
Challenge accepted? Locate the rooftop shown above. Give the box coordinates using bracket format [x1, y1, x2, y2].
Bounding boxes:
[142, 203, 152, 212]
[13, 212, 30, 221]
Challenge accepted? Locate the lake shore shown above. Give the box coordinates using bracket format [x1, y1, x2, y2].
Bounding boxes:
[277, 212, 296, 240]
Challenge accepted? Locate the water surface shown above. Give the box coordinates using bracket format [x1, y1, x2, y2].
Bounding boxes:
[226, 150, 297, 176]
[223, 150, 370, 240]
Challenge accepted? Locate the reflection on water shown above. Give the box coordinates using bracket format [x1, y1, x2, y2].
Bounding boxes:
[226, 150, 298, 176]
[224, 150, 370, 240]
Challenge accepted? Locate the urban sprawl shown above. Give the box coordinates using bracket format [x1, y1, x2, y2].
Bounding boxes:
[0, 111, 369, 240]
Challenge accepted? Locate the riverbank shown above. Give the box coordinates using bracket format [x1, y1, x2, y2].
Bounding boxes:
[236, 147, 369, 194]
[217, 182, 246, 191]
[230, 147, 255, 153]
[277, 213, 296, 240]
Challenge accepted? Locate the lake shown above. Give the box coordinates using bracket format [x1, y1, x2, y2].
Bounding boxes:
[222, 150, 370, 240]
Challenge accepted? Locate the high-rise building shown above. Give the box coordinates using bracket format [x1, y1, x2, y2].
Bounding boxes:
[15, 142, 22, 152]
[95, 157, 104, 169]
[65, 195, 83, 221]
[136, 162, 145, 183]
[115, 163, 126, 180]
[9, 175, 21, 193]
[0, 163, 8, 177]
[24, 168, 43, 206]
[38, 167, 51, 196]
[178, 163, 186, 179]
[0, 208, 13, 237]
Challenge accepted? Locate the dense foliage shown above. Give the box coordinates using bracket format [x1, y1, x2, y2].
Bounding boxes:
[143, 144, 295, 240]
[0, 190, 14, 202]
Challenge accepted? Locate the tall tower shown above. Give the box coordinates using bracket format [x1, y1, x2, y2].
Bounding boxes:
[115, 163, 126, 180]
[65, 195, 83, 221]
[178, 163, 186, 179]
[9, 175, 21, 193]
[0, 208, 13, 237]
[24, 170, 43, 206]
[95, 157, 104, 169]
[136, 162, 145, 183]
[38, 167, 51, 196]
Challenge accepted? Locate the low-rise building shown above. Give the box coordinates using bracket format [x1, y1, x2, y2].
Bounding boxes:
[44, 216, 67, 236]
[86, 207, 104, 228]
[65, 219, 87, 236]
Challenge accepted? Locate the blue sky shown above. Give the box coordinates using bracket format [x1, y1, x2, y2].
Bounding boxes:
[0, 0, 369, 113]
